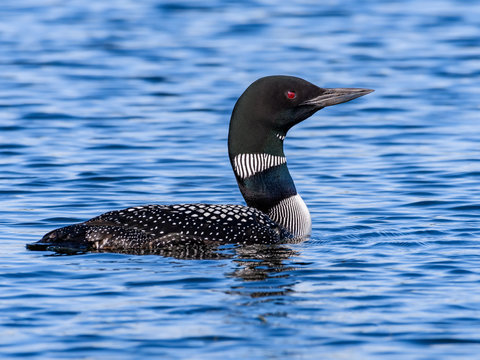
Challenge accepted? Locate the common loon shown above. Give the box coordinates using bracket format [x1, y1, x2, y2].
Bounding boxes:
[27, 75, 372, 254]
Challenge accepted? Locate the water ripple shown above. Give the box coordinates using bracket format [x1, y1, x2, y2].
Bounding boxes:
[1, 0, 480, 359]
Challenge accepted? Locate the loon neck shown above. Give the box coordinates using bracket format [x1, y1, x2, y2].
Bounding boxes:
[228, 116, 311, 237]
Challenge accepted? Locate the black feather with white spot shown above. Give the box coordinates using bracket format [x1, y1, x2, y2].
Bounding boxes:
[30, 204, 293, 253]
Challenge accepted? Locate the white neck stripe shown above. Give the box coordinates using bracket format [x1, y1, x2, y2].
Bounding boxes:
[268, 194, 311, 237]
[233, 153, 286, 179]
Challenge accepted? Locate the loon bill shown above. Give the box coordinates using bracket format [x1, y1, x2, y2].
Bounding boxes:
[27, 75, 373, 254]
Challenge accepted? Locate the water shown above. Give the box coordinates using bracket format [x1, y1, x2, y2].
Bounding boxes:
[1, 0, 480, 358]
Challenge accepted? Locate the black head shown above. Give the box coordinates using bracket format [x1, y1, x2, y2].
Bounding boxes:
[229, 75, 373, 154]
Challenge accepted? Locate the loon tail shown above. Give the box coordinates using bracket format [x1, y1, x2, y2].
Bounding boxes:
[26, 225, 91, 253]
[27, 223, 157, 253]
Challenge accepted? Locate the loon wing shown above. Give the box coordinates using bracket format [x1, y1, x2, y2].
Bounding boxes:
[27, 204, 291, 254]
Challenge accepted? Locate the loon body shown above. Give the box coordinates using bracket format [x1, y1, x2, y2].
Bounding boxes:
[27, 76, 372, 253]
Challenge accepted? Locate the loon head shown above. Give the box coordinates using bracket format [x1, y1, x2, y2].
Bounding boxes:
[227, 75, 373, 237]
[228, 75, 373, 154]
[26, 75, 374, 253]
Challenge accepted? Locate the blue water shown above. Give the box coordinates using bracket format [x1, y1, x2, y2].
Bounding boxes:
[2, 0, 480, 358]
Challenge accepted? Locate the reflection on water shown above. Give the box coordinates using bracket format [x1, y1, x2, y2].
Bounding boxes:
[230, 245, 298, 283]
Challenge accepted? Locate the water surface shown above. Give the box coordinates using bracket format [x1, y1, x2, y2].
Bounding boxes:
[1, 0, 480, 359]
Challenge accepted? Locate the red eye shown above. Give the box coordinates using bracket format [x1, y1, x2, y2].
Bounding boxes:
[286, 91, 296, 99]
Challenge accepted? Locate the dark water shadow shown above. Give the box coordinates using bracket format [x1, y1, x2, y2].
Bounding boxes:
[39, 241, 299, 263]
[39, 241, 300, 299]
